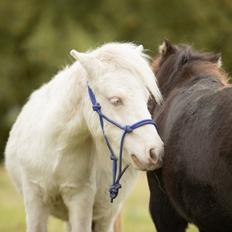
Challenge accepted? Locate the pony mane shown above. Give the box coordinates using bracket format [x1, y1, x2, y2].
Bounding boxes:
[176, 44, 228, 84]
[155, 43, 229, 94]
[90, 42, 163, 104]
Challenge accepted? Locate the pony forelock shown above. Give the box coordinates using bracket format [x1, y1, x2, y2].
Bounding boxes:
[89, 42, 163, 104]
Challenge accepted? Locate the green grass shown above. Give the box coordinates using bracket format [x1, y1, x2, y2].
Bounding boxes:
[0, 166, 199, 231]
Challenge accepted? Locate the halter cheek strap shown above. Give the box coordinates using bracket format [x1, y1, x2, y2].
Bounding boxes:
[88, 85, 157, 202]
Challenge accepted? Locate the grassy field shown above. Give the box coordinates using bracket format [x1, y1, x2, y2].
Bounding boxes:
[0, 166, 198, 232]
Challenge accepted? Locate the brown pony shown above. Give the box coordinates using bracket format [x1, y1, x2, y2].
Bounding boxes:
[147, 41, 232, 232]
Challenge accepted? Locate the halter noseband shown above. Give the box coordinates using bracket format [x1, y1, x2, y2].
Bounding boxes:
[87, 85, 157, 202]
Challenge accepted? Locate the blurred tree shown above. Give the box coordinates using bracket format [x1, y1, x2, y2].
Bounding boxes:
[0, 0, 232, 160]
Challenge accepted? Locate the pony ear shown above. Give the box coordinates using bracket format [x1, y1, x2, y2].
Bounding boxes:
[159, 40, 176, 56]
[137, 45, 144, 52]
[206, 53, 222, 67]
[217, 55, 222, 68]
[70, 49, 101, 77]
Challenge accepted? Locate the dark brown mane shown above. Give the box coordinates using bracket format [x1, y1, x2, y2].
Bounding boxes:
[153, 41, 229, 98]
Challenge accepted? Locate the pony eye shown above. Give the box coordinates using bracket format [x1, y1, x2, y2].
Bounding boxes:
[109, 97, 122, 106]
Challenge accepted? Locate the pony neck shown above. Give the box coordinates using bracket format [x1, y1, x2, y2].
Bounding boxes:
[158, 62, 228, 98]
[50, 62, 90, 145]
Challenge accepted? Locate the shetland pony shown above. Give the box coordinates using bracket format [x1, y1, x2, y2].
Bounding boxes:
[5, 42, 164, 232]
[147, 41, 232, 232]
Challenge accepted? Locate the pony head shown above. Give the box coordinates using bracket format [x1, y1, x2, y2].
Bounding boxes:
[152, 40, 223, 98]
[71, 42, 164, 171]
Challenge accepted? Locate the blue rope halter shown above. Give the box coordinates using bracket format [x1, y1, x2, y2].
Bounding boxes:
[87, 85, 157, 202]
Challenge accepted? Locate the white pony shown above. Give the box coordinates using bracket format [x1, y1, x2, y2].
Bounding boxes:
[5, 42, 164, 232]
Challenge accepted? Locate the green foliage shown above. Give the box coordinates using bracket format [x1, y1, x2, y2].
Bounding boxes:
[0, 0, 232, 159]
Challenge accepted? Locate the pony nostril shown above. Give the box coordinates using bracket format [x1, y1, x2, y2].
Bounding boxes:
[149, 148, 158, 163]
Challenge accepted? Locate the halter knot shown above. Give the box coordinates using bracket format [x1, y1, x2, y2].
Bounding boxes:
[124, 125, 133, 133]
[109, 183, 121, 202]
[92, 103, 101, 112]
[110, 154, 117, 161]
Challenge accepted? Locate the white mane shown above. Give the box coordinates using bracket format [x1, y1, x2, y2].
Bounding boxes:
[82, 42, 163, 104]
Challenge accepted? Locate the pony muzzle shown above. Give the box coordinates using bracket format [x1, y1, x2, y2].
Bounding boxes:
[131, 150, 163, 171]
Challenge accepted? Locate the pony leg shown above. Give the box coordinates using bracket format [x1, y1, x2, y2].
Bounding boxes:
[23, 181, 49, 232]
[147, 171, 188, 232]
[113, 213, 122, 232]
[93, 210, 119, 232]
[199, 228, 225, 232]
[63, 190, 94, 232]
[65, 222, 71, 232]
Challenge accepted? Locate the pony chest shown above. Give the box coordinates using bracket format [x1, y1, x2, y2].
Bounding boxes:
[51, 152, 95, 187]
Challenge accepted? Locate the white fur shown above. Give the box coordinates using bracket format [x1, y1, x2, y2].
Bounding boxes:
[5, 42, 164, 232]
